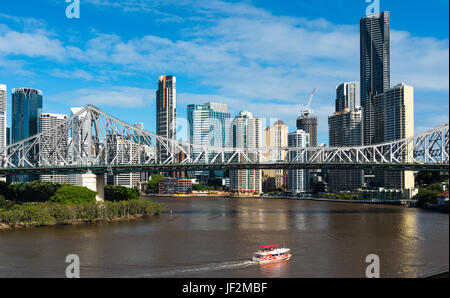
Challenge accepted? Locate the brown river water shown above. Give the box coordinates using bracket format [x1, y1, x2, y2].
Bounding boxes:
[0, 197, 448, 278]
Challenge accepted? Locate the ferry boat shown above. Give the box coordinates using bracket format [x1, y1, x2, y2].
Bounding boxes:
[252, 245, 291, 264]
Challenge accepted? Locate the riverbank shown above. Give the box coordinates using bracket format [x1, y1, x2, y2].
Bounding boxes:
[0, 199, 163, 229]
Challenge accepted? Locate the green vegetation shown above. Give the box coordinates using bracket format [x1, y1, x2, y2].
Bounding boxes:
[414, 183, 444, 207]
[0, 181, 163, 229]
[50, 185, 97, 204]
[416, 171, 449, 188]
[191, 184, 214, 192]
[105, 185, 140, 201]
[147, 174, 165, 193]
[323, 193, 360, 200]
[1, 180, 63, 203]
[0, 195, 6, 209]
[0, 200, 163, 228]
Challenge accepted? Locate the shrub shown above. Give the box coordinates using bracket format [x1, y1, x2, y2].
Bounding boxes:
[50, 185, 97, 204]
[105, 185, 140, 202]
[0, 194, 6, 209]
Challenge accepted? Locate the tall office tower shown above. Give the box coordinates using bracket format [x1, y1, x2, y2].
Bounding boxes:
[328, 109, 363, 191]
[11, 88, 43, 182]
[187, 102, 231, 181]
[360, 11, 391, 145]
[296, 111, 317, 147]
[0, 84, 6, 153]
[156, 75, 176, 163]
[336, 82, 361, 112]
[262, 120, 288, 192]
[12, 88, 43, 143]
[373, 83, 415, 189]
[287, 129, 310, 194]
[39, 113, 69, 183]
[229, 111, 262, 194]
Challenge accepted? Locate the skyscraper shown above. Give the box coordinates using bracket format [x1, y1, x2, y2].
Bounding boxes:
[12, 88, 43, 144]
[187, 102, 231, 151]
[229, 111, 262, 194]
[373, 83, 415, 189]
[39, 113, 69, 183]
[287, 129, 310, 194]
[296, 111, 317, 147]
[0, 84, 6, 153]
[263, 120, 288, 192]
[360, 11, 391, 145]
[156, 75, 176, 163]
[187, 102, 231, 181]
[328, 109, 363, 191]
[11, 88, 43, 182]
[336, 82, 360, 112]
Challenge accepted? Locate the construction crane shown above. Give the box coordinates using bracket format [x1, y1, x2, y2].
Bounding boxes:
[302, 88, 315, 116]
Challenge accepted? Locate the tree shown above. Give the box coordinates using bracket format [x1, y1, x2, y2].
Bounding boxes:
[414, 183, 444, 207]
[147, 174, 165, 193]
[105, 185, 140, 201]
[50, 185, 97, 204]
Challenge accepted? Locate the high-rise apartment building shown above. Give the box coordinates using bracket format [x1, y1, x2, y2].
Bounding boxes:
[0, 84, 6, 153]
[156, 75, 176, 163]
[287, 129, 310, 194]
[263, 120, 288, 192]
[373, 83, 415, 189]
[229, 111, 262, 194]
[360, 11, 391, 145]
[328, 109, 363, 191]
[336, 82, 360, 112]
[39, 113, 69, 183]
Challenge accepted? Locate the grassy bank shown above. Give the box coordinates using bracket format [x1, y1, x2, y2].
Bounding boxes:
[0, 199, 163, 228]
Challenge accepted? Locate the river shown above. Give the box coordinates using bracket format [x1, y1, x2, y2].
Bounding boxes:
[0, 197, 448, 278]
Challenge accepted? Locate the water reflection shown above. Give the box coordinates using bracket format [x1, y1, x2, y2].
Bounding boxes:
[0, 197, 448, 278]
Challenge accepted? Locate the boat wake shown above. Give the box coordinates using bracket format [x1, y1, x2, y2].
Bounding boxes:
[139, 260, 256, 277]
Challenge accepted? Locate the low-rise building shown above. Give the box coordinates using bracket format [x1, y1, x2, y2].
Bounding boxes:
[437, 192, 449, 207]
[158, 178, 192, 194]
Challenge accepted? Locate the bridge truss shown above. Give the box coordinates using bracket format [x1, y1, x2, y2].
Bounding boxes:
[0, 105, 448, 175]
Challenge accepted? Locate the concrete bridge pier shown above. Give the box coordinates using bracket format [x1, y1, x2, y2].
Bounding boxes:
[77, 171, 105, 201]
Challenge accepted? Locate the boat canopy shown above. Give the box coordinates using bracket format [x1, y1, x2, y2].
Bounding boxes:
[261, 244, 279, 249]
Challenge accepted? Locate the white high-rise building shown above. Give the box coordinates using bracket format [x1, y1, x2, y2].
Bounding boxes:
[0, 84, 6, 153]
[229, 111, 262, 194]
[39, 113, 69, 183]
[287, 129, 310, 194]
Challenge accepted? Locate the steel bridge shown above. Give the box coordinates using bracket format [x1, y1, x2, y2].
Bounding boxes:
[0, 105, 448, 176]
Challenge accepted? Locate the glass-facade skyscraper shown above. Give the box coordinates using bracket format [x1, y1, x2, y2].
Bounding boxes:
[360, 11, 391, 145]
[12, 88, 43, 143]
[11, 88, 43, 182]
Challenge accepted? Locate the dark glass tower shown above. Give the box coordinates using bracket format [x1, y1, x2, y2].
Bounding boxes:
[11, 88, 43, 182]
[360, 12, 390, 145]
[12, 88, 43, 143]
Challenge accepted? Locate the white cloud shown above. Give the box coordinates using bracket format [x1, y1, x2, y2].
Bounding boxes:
[48, 86, 155, 107]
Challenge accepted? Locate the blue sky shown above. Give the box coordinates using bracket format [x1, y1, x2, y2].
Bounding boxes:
[0, 0, 448, 144]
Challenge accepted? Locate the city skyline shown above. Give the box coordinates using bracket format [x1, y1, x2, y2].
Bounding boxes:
[0, 0, 448, 145]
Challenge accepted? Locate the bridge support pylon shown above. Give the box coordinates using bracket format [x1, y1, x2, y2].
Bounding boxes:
[77, 171, 105, 202]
